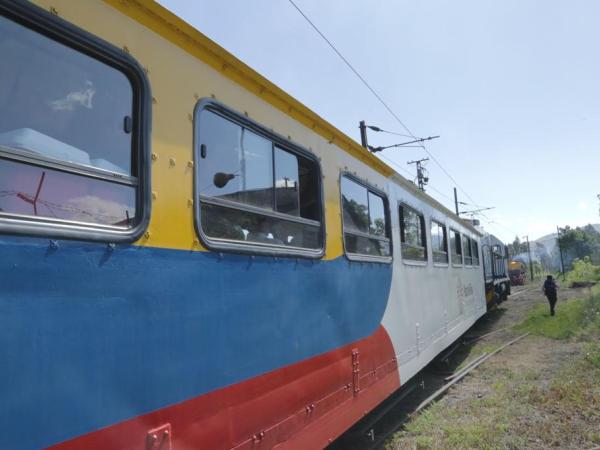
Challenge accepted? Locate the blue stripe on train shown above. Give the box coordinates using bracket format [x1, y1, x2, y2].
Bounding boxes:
[0, 236, 392, 449]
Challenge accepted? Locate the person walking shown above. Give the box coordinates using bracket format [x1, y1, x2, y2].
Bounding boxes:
[542, 275, 558, 316]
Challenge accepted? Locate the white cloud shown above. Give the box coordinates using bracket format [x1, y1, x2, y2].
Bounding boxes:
[49, 81, 95, 111]
[578, 200, 588, 210]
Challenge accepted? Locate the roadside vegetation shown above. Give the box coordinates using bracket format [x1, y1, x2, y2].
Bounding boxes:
[388, 272, 600, 449]
[563, 256, 600, 287]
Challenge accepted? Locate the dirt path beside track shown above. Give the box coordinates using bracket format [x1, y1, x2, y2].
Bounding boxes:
[386, 285, 600, 450]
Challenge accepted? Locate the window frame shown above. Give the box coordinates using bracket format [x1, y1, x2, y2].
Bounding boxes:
[398, 202, 428, 264]
[430, 219, 449, 266]
[0, 1, 151, 243]
[193, 98, 325, 258]
[450, 228, 463, 266]
[339, 172, 392, 263]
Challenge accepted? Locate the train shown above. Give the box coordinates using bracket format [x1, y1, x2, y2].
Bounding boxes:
[509, 260, 527, 286]
[481, 234, 511, 306]
[0, 1, 507, 448]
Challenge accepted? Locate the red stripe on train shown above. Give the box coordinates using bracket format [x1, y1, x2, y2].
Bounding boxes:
[48, 326, 400, 450]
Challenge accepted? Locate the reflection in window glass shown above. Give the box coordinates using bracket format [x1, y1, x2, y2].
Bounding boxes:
[431, 221, 448, 263]
[196, 108, 322, 252]
[201, 203, 321, 249]
[341, 176, 390, 259]
[274, 148, 299, 216]
[341, 176, 369, 234]
[368, 192, 386, 236]
[238, 130, 273, 209]
[198, 114, 273, 209]
[400, 204, 426, 261]
[0, 157, 135, 226]
[463, 236, 473, 265]
[197, 111, 243, 198]
[451, 229, 462, 264]
[471, 239, 480, 265]
[345, 234, 391, 257]
[0, 15, 133, 175]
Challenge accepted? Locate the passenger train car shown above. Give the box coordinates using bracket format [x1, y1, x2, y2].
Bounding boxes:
[481, 234, 511, 307]
[0, 1, 486, 448]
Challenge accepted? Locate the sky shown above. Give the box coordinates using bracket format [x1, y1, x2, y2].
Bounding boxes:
[157, 0, 600, 242]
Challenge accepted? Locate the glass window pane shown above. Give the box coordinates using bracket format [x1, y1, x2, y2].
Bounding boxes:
[198, 112, 273, 209]
[0, 158, 135, 226]
[451, 230, 462, 264]
[239, 129, 273, 209]
[0, 16, 133, 175]
[431, 221, 448, 263]
[463, 237, 470, 257]
[274, 147, 299, 216]
[401, 243, 426, 261]
[201, 203, 321, 250]
[298, 157, 320, 221]
[345, 233, 390, 257]
[472, 240, 479, 265]
[368, 192, 386, 237]
[431, 222, 440, 251]
[341, 177, 368, 234]
[463, 236, 472, 264]
[401, 205, 427, 261]
[401, 206, 422, 247]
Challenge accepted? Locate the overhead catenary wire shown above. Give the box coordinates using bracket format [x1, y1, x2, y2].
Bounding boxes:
[287, 0, 479, 203]
[287, 0, 519, 239]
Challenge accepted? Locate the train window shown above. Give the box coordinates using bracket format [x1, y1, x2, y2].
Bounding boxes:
[195, 104, 323, 256]
[463, 236, 473, 265]
[471, 239, 480, 265]
[0, 7, 149, 241]
[341, 176, 391, 261]
[399, 204, 427, 261]
[431, 220, 448, 264]
[450, 229, 463, 265]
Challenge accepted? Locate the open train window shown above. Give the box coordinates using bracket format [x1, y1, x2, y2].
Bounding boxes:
[399, 203, 427, 262]
[194, 100, 324, 257]
[0, 3, 150, 242]
[340, 175, 391, 262]
[471, 239, 480, 266]
[450, 228, 463, 265]
[430, 220, 448, 264]
[463, 236, 473, 265]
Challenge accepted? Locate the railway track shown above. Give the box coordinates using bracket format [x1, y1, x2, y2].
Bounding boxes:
[328, 290, 533, 450]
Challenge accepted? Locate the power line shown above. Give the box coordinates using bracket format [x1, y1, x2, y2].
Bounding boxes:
[287, 0, 485, 209]
[287, 0, 517, 236]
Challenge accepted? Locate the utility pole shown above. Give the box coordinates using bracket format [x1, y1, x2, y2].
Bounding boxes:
[454, 187, 459, 215]
[523, 235, 534, 281]
[556, 226, 565, 279]
[597, 194, 600, 217]
[407, 158, 429, 191]
[359, 120, 368, 149]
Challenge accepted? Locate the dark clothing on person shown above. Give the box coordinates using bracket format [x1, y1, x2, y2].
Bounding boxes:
[543, 278, 558, 316]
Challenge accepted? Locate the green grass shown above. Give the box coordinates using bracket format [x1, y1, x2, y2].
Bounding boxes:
[388, 287, 600, 450]
[564, 258, 600, 287]
[514, 286, 600, 340]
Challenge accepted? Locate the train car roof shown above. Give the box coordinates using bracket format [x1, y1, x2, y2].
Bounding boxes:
[105, 0, 480, 236]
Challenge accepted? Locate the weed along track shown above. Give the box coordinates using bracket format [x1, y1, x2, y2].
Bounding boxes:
[328, 285, 600, 449]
